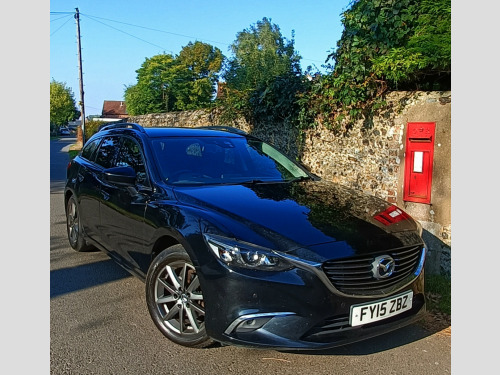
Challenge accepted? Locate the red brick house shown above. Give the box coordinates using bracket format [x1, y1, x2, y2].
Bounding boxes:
[101, 101, 128, 119]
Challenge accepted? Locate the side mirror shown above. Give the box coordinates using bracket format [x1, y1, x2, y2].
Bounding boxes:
[104, 166, 136, 185]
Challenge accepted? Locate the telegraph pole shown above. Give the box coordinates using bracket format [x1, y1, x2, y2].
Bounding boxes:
[75, 8, 86, 145]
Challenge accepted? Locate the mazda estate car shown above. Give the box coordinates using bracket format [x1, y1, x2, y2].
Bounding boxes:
[64, 123, 426, 350]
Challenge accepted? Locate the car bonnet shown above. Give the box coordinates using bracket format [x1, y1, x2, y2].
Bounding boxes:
[173, 180, 422, 257]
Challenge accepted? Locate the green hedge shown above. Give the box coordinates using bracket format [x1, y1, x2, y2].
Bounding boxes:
[84, 120, 106, 141]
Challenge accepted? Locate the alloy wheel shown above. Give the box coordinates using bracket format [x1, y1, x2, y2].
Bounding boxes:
[154, 260, 206, 337]
[67, 199, 79, 247]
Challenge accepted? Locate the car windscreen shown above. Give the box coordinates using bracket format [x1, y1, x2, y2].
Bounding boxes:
[151, 136, 310, 185]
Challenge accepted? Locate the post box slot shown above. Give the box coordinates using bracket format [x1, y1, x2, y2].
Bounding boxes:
[408, 138, 432, 143]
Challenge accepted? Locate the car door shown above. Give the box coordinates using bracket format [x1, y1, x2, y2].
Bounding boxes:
[78, 135, 122, 247]
[99, 135, 152, 277]
[75, 136, 105, 243]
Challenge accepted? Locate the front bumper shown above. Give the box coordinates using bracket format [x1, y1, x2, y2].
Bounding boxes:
[199, 259, 426, 350]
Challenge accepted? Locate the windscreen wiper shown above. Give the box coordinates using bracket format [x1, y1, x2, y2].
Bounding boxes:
[240, 179, 266, 185]
[286, 176, 311, 183]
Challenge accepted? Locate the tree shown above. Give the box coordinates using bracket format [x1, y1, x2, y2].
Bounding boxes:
[220, 18, 304, 124]
[329, 0, 450, 92]
[50, 79, 79, 130]
[298, 0, 451, 133]
[125, 43, 224, 115]
[125, 54, 180, 115]
[371, 0, 451, 89]
[176, 41, 224, 110]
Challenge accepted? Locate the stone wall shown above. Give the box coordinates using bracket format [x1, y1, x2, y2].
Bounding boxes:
[127, 90, 451, 276]
[299, 91, 451, 276]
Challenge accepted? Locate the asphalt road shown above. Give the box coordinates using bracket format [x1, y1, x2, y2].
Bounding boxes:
[50, 138, 451, 374]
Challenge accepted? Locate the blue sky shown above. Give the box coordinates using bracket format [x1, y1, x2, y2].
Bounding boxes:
[50, 0, 353, 116]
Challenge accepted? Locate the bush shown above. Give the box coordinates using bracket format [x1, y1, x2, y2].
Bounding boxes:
[84, 120, 105, 141]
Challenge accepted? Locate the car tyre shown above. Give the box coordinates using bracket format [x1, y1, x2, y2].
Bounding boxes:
[66, 195, 95, 252]
[146, 244, 213, 348]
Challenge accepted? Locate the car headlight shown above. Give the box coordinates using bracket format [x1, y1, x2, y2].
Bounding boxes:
[203, 234, 293, 271]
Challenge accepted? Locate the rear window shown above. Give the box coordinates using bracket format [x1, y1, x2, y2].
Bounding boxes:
[81, 137, 101, 161]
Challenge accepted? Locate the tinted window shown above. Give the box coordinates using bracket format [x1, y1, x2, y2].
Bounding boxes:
[81, 138, 100, 161]
[94, 136, 121, 169]
[117, 137, 148, 185]
[151, 136, 309, 185]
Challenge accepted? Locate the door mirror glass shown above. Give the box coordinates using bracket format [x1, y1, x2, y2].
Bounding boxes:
[104, 166, 137, 185]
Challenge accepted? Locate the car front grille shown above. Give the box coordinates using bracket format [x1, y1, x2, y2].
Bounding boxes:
[322, 245, 423, 295]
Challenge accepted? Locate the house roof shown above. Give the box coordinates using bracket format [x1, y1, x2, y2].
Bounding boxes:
[102, 101, 128, 117]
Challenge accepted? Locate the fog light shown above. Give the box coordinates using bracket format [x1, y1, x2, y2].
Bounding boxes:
[225, 312, 296, 335]
[235, 317, 271, 333]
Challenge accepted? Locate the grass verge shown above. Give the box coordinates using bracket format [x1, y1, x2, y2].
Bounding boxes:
[425, 274, 451, 315]
[420, 273, 451, 333]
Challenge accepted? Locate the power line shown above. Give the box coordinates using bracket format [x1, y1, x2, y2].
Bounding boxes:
[81, 13, 326, 64]
[82, 13, 174, 54]
[80, 13, 231, 48]
[50, 15, 73, 37]
[51, 10, 326, 65]
[50, 14, 73, 22]
[85, 105, 102, 111]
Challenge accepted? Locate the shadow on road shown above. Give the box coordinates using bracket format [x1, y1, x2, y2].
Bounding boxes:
[276, 322, 435, 356]
[50, 258, 132, 298]
[51, 181, 66, 194]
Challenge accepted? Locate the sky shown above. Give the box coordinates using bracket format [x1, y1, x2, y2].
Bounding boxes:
[50, 0, 353, 117]
[4, 2, 498, 372]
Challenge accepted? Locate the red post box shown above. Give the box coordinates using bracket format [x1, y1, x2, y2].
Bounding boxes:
[403, 122, 435, 204]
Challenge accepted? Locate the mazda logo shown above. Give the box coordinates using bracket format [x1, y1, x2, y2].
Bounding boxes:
[371, 255, 396, 279]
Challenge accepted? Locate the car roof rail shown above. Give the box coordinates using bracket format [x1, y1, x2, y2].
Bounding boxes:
[98, 122, 145, 133]
[195, 125, 248, 136]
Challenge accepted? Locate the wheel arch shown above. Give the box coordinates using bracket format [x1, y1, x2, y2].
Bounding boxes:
[151, 235, 181, 262]
[64, 188, 75, 213]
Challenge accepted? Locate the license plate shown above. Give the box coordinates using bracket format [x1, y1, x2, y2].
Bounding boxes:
[350, 291, 413, 327]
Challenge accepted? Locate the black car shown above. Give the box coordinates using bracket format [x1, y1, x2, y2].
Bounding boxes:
[64, 123, 426, 350]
